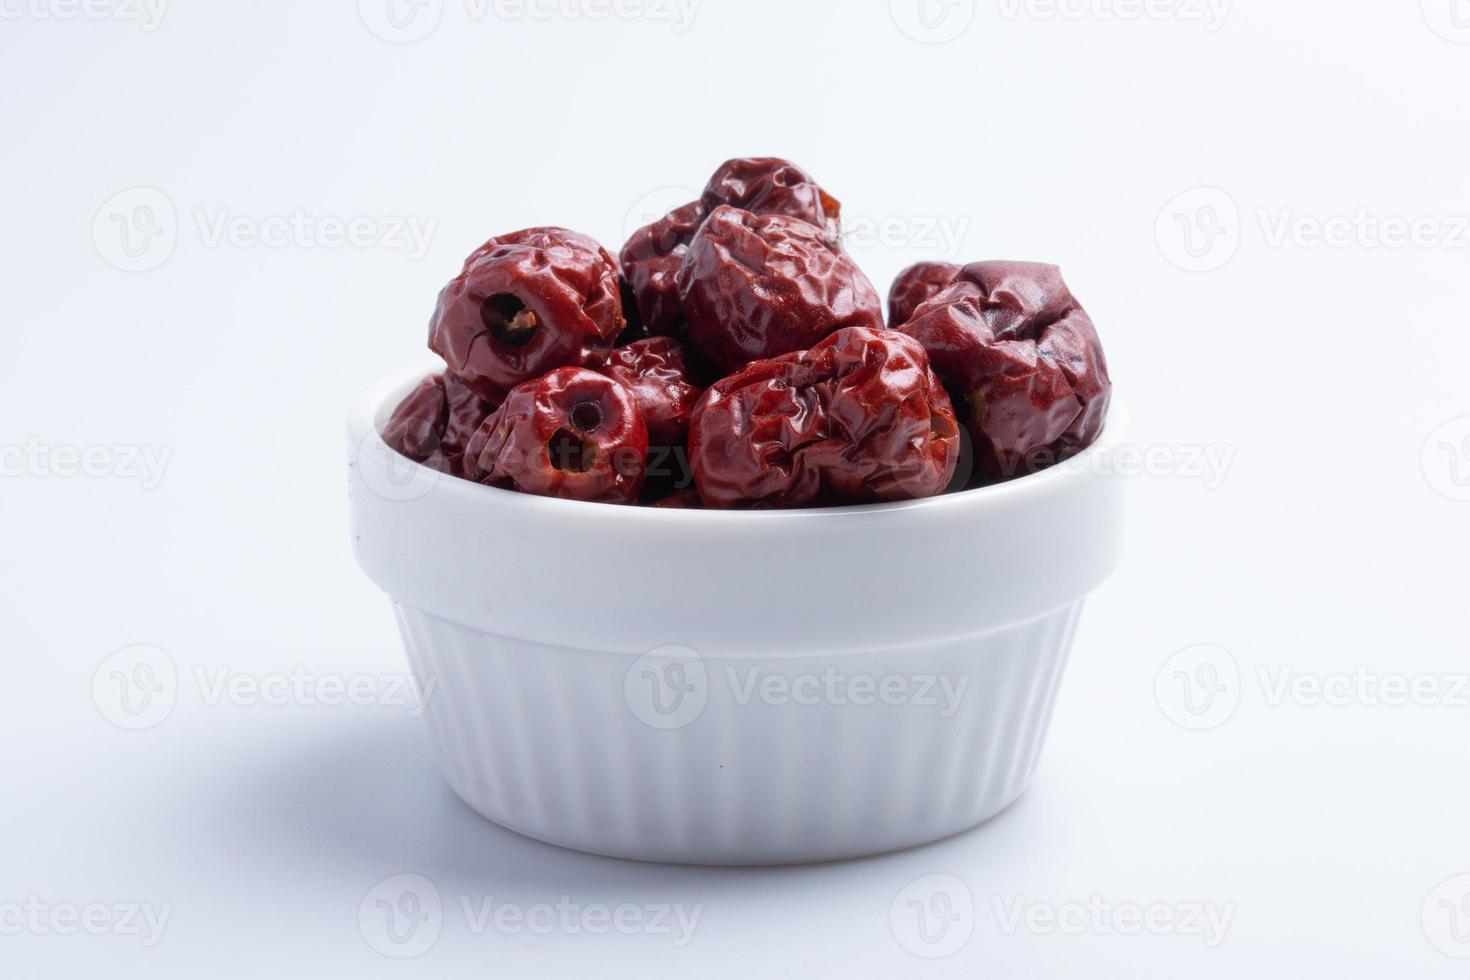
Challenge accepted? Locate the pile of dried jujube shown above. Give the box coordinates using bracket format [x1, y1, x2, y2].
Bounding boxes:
[384, 157, 1112, 508]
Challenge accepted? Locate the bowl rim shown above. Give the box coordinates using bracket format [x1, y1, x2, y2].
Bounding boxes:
[351, 360, 1123, 525]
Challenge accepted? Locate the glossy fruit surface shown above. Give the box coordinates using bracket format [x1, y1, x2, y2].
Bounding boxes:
[689, 326, 959, 508]
[465, 367, 647, 504]
[382, 372, 496, 476]
[897, 261, 1110, 481]
[677, 206, 884, 373]
[618, 201, 707, 339]
[602, 336, 705, 447]
[620, 157, 843, 340]
[701, 156, 842, 246]
[429, 227, 624, 401]
[888, 261, 962, 327]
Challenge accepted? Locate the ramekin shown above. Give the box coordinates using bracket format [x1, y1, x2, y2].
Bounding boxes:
[348, 366, 1124, 865]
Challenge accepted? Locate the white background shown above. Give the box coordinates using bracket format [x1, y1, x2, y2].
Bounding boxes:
[3, 0, 1469, 976]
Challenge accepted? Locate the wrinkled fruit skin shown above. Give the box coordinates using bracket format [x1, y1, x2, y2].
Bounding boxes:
[677, 206, 885, 374]
[620, 157, 842, 339]
[897, 261, 1111, 482]
[382, 372, 497, 476]
[429, 227, 625, 402]
[602, 336, 705, 447]
[888, 261, 962, 327]
[689, 327, 960, 508]
[701, 156, 842, 247]
[619, 201, 707, 339]
[465, 367, 647, 504]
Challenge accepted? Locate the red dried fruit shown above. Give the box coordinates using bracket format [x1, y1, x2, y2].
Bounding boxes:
[701, 157, 842, 247]
[618, 200, 708, 340]
[689, 326, 960, 508]
[465, 367, 647, 504]
[888, 261, 962, 327]
[602, 336, 705, 446]
[383, 374, 452, 473]
[897, 261, 1110, 482]
[382, 372, 496, 476]
[677, 206, 885, 374]
[429, 227, 625, 402]
[620, 158, 843, 340]
[443, 373, 497, 455]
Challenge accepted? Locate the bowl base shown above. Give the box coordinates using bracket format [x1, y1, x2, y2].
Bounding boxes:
[443, 775, 1034, 866]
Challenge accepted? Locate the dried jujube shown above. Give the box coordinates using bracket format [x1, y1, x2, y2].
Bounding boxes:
[619, 157, 843, 340]
[897, 261, 1110, 482]
[429, 227, 625, 402]
[464, 367, 647, 505]
[688, 327, 960, 509]
[619, 201, 707, 339]
[382, 158, 1112, 508]
[700, 156, 842, 247]
[888, 261, 962, 327]
[676, 205, 885, 374]
[382, 372, 496, 476]
[602, 336, 705, 447]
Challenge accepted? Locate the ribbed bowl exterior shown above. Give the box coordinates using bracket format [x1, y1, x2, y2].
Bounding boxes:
[395, 600, 1084, 866]
[351, 368, 1124, 865]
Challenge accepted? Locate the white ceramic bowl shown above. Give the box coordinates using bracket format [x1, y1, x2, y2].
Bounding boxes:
[349, 367, 1124, 865]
